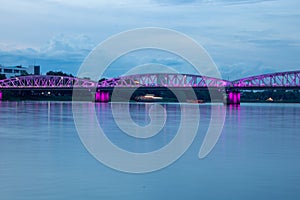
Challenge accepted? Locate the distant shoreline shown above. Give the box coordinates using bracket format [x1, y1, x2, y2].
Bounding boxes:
[1, 98, 300, 103]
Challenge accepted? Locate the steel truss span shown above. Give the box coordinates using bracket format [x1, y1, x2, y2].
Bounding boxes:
[98, 73, 231, 88]
[0, 75, 97, 88]
[0, 71, 299, 89]
[232, 71, 300, 88]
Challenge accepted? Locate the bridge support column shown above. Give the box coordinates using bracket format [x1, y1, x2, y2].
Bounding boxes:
[95, 90, 110, 102]
[224, 90, 240, 105]
[0, 91, 2, 101]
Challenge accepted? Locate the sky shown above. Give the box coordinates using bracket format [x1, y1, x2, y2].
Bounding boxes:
[0, 0, 299, 80]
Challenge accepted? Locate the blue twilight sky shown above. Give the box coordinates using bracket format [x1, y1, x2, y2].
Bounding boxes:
[0, 0, 299, 80]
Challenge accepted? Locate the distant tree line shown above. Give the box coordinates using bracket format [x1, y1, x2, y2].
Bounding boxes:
[0, 70, 109, 81]
[98, 78, 107, 82]
[46, 71, 74, 77]
[0, 74, 6, 80]
[241, 90, 300, 102]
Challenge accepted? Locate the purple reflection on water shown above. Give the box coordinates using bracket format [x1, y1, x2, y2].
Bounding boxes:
[227, 92, 240, 104]
[229, 92, 233, 101]
[105, 92, 109, 102]
[95, 91, 101, 102]
[233, 93, 237, 104]
[101, 92, 105, 101]
[95, 91, 110, 102]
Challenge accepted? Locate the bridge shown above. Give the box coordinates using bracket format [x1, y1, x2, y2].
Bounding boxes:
[0, 70, 299, 104]
[0, 75, 97, 89]
[97, 73, 231, 88]
[97, 71, 300, 89]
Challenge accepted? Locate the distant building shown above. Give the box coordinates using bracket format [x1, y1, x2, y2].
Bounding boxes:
[0, 65, 40, 78]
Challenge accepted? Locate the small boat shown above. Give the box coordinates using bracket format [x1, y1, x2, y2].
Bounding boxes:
[186, 99, 205, 104]
[135, 94, 164, 102]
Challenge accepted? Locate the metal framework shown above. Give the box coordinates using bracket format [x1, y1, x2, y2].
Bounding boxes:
[0, 71, 299, 90]
[232, 70, 300, 88]
[0, 75, 97, 88]
[98, 73, 230, 88]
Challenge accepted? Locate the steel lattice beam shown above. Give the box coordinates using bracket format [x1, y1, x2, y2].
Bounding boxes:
[0, 71, 300, 90]
[98, 73, 231, 88]
[0, 75, 97, 88]
[232, 71, 300, 88]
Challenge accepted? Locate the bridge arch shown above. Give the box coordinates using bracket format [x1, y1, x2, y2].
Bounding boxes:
[232, 70, 300, 88]
[0, 71, 299, 90]
[0, 75, 97, 89]
[98, 73, 231, 88]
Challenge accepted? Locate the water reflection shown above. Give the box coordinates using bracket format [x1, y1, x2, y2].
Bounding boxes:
[0, 102, 300, 200]
[93, 103, 202, 153]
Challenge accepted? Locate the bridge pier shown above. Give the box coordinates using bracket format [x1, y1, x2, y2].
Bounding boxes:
[95, 90, 110, 102]
[0, 91, 2, 100]
[224, 90, 240, 105]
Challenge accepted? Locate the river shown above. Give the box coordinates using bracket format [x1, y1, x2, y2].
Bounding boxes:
[0, 101, 299, 200]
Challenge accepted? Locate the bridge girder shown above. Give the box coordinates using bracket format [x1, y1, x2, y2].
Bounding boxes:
[0, 71, 300, 90]
[0, 75, 97, 89]
[232, 70, 300, 88]
[98, 73, 231, 88]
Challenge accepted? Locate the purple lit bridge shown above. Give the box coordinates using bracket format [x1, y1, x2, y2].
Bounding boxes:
[0, 70, 299, 104]
[0, 76, 97, 101]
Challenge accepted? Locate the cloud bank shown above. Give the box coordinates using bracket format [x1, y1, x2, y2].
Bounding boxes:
[0, 0, 299, 79]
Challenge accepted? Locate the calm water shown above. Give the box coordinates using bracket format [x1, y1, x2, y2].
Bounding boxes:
[0, 101, 299, 200]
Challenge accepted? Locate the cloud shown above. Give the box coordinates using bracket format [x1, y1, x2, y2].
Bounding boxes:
[219, 63, 276, 80]
[40, 34, 95, 56]
[245, 39, 300, 48]
[45, 0, 149, 6]
[0, 34, 97, 74]
[216, 0, 276, 5]
[0, 0, 299, 78]
[102, 49, 197, 77]
[151, 0, 275, 6]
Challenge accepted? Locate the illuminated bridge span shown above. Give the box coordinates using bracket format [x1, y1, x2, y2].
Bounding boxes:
[0, 70, 299, 104]
[232, 70, 300, 89]
[99, 71, 300, 89]
[97, 71, 299, 104]
[0, 71, 299, 89]
[98, 73, 231, 88]
[0, 75, 96, 89]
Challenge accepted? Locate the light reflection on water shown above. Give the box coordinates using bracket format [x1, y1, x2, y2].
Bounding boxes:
[0, 101, 299, 200]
